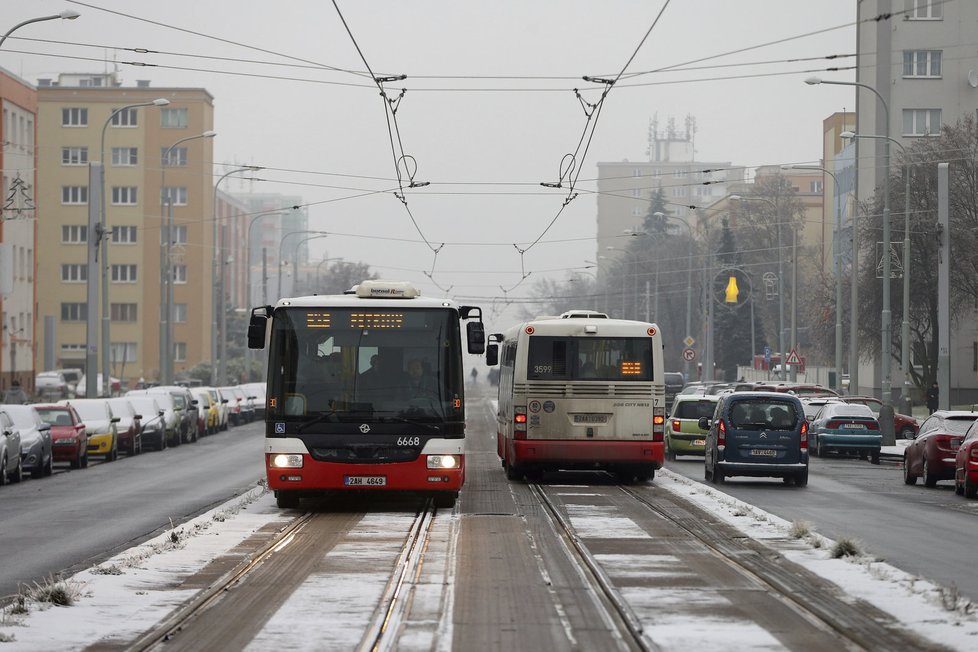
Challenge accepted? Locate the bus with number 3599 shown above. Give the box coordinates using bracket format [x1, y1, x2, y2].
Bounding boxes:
[248, 280, 485, 508]
[486, 310, 666, 483]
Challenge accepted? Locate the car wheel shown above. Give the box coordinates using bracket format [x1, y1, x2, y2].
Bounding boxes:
[10, 457, 22, 483]
[31, 462, 44, 480]
[966, 475, 978, 499]
[922, 456, 937, 487]
[0, 455, 7, 486]
[275, 490, 300, 509]
[44, 453, 53, 477]
[81, 450, 89, 468]
[810, 436, 819, 457]
[794, 468, 809, 487]
[903, 455, 918, 485]
[870, 449, 880, 465]
[956, 476, 965, 495]
[900, 426, 915, 439]
[665, 445, 676, 461]
[817, 440, 827, 458]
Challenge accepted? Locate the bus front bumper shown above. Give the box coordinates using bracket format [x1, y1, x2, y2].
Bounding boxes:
[265, 453, 464, 492]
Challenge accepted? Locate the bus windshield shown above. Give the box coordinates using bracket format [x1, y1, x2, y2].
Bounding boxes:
[267, 307, 463, 423]
[527, 336, 655, 381]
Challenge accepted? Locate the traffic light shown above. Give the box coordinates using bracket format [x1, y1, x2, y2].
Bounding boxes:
[724, 275, 739, 303]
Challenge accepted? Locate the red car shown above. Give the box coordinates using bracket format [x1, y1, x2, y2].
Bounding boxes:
[842, 396, 919, 438]
[34, 403, 89, 469]
[903, 411, 978, 488]
[955, 419, 978, 498]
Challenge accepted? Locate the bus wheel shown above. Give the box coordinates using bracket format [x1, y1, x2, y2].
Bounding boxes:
[276, 490, 300, 509]
[433, 492, 458, 509]
[504, 460, 522, 481]
[524, 468, 544, 483]
[636, 469, 654, 483]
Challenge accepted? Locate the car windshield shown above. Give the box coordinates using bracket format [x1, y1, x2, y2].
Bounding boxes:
[729, 400, 798, 430]
[107, 400, 133, 417]
[129, 398, 159, 414]
[825, 404, 874, 419]
[35, 408, 71, 426]
[4, 407, 36, 429]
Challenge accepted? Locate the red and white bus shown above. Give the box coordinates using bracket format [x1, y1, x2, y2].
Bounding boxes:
[248, 281, 485, 508]
[486, 310, 666, 482]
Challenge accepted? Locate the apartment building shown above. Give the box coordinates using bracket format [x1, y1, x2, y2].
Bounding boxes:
[36, 73, 215, 386]
[0, 67, 37, 391]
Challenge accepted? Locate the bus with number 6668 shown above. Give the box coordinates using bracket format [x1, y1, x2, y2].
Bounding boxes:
[486, 310, 665, 483]
[248, 280, 485, 509]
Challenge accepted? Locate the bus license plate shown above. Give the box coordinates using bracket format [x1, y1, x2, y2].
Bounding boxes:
[573, 414, 609, 424]
[750, 449, 777, 457]
[344, 476, 387, 487]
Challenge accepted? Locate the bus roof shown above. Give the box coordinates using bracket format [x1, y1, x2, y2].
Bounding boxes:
[501, 315, 660, 340]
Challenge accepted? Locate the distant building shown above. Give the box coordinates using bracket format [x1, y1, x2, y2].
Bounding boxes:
[229, 193, 308, 304]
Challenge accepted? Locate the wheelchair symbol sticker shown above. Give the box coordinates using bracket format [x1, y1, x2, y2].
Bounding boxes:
[275, 422, 286, 434]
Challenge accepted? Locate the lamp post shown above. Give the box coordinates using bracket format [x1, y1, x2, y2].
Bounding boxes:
[783, 164, 846, 393]
[841, 131, 913, 413]
[0, 10, 79, 49]
[159, 130, 216, 384]
[92, 99, 169, 396]
[316, 256, 345, 284]
[654, 212, 695, 381]
[277, 231, 328, 298]
[246, 210, 290, 307]
[210, 165, 261, 386]
[806, 76, 894, 445]
[290, 235, 330, 295]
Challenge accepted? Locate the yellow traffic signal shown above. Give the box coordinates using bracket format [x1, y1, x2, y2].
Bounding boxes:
[725, 275, 739, 303]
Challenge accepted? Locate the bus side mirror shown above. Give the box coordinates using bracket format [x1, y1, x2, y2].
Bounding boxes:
[466, 321, 486, 355]
[248, 306, 272, 349]
[486, 343, 499, 366]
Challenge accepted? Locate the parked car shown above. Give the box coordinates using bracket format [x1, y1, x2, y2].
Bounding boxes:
[954, 419, 978, 498]
[35, 371, 69, 400]
[230, 386, 255, 424]
[150, 386, 199, 443]
[904, 411, 978, 488]
[125, 395, 167, 451]
[34, 403, 88, 468]
[127, 389, 185, 446]
[0, 404, 53, 478]
[800, 396, 840, 422]
[57, 368, 83, 398]
[0, 409, 23, 485]
[204, 387, 230, 431]
[809, 402, 881, 463]
[75, 373, 122, 397]
[218, 387, 242, 426]
[240, 382, 266, 418]
[106, 397, 143, 456]
[700, 392, 809, 486]
[666, 394, 718, 459]
[60, 399, 120, 462]
[840, 396, 919, 439]
[751, 383, 839, 398]
[663, 372, 686, 414]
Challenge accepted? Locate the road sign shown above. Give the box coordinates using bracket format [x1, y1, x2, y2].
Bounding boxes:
[683, 336, 695, 348]
[785, 348, 802, 366]
[763, 345, 771, 364]
[682, 348, 696, 361]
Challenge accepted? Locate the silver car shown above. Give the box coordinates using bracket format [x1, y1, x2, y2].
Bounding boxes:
[0, 410, 24, 485]
[0, 404, 53, 478]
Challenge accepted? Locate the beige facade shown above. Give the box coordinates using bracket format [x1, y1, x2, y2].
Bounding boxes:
[36, 74, 214, 386]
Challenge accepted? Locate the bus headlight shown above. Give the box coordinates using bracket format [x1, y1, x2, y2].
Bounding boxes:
[271, 454, 303, 469]
[427, 455, 460, 470]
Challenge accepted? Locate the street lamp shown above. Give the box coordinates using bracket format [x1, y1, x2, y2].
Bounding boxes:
[782, 164, 847, 393]
[245, 210, 290, 307]
[806, 76, 895, 445]
[159, 130, 216, 384]
[0, 10, 79, 49]
[316, 256, 345, 284]
[211, 165, 262, 385]
[841, 131, 913, 413]
[91, 98, 169, 396]
[654, 212, 696, 381]
[277, 231, 328, 298]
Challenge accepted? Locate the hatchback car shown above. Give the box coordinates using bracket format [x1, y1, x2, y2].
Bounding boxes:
[34, 404, 88, 468]
[954, 419, 978, 498]
[0, 404, 53, 478]
[904, 411, 978, 488]
[0, 410, 23, 485]
[60, 399, 120, 462]
[106, 397, 143, 455]
[666, 395, 718, 459]
[841, 396, 918, 439]
[127, 389, 183, 447]
[700, 392, 809, 486]
[35, 371, 68, 400]
[125, 395, 167, 451]
[809, 402, 881, 464]
[191, 389, 219, 435]
[206, 387, 230, 431]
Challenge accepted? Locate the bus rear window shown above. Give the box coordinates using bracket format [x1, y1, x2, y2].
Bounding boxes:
[527, 336, 653, 381]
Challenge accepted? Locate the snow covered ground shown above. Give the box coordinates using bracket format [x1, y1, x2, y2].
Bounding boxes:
[2, 469, 976, 650]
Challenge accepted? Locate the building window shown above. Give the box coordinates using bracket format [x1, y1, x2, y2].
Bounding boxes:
[172, 225, 188, 244]
[61, 107, 88, 127]
[174, 303, 188, 323]
[60, 264, 87, 282]
[110, 342, 137, 364]
[173, 265, 187, 284]
[174, 342, 187, 362]
[161, 187, 188, 206]
[109, 107, 138, 127]
[62, 186, 88, 205]
[61, 225, 88, 244]
[111, 147, 138, 166]
[61, 303, 88, 321]
[903, 50, 941, 78]
[161, 147, 187, 167]
[809, 181, 824, 193]
[111, 264, 137, 283]
[907, 0, 942, 19]
[631, 207, 642, 217]
[902, 109, 942, 136]
[110, 303, 138, 322]
[111, 186, 138, 205]
[160, 108, 188, 128]
[112, 226, 137, 244]
[61, 146, 88, 165]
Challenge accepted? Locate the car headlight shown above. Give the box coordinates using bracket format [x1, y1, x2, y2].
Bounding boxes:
[270, 454, 303, 469]
[427, 455, 460, 470]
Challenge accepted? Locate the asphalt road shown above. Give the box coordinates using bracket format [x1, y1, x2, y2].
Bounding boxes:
[0, 421, 265, 599]
[666, 451, 978, 602]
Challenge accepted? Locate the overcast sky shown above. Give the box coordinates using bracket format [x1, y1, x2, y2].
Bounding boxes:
[3, 1, 857, 329]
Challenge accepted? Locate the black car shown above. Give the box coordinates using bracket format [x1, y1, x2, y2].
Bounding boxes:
[663, 372, 686, 413]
